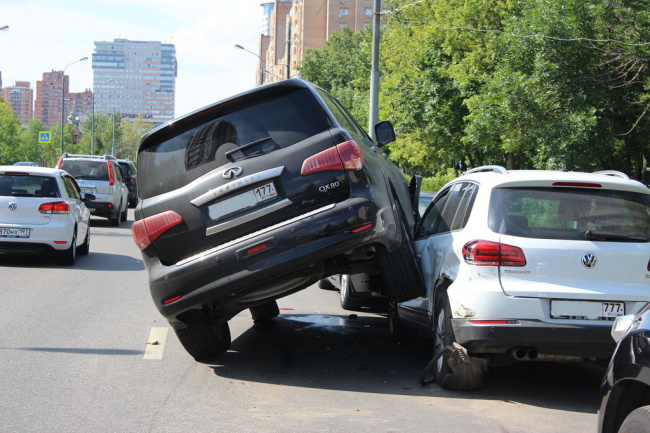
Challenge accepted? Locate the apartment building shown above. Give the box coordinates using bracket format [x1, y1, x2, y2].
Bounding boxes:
[34, 71, 90, 127]
[260, 0, 386, 83]
[1, 81, 34, 125]
[92, 38, 177, 126]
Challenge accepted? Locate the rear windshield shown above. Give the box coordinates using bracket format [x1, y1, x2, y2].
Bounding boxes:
[59, 160, 109, 181]
[137, 88, 332, 199]
[0, 174, 59, 197]
[489, 187, 650, 241]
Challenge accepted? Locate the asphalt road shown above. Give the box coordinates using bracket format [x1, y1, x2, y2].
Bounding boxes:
[0, 210, 604, 433]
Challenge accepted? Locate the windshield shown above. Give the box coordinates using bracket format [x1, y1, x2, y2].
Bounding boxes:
[489, 187, 650, 241]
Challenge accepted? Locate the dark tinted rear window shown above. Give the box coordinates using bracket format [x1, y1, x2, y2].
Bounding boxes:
[60, 160, 109, 181]
[138, 88, 332, 199]
[0, 174, 59, 197]
[489, 187, 650, 241]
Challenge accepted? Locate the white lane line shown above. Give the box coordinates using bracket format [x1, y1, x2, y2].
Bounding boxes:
[143, 327, 169, 360]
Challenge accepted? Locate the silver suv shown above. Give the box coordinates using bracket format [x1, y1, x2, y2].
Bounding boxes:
[56, 154, 128, 226]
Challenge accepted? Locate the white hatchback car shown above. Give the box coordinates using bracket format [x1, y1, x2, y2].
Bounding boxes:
[0, 166, 93, 265]
[394, 166, 650, 390]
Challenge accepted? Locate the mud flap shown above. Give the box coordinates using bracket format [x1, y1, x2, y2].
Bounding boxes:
[419, 342, 488, 391]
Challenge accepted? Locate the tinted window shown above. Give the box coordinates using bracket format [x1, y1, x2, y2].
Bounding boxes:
[419, 188, 450, 237]
[63, 175, 81, 199]
[60, 160, 109, 181]
[0, 174, 59, 197]
[489, 187, 650, 240]
[138, 88, 332, 199]
[316, 89, 367, 138]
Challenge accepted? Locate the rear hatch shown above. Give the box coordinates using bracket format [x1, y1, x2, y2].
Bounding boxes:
[59, 159, 111, 198]
[137, 82, 359, 266]
[0, 173, 60, 229]
[490, 183, 650, 309]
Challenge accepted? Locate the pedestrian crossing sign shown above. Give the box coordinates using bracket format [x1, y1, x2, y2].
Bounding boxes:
[39, 132, 51, 143]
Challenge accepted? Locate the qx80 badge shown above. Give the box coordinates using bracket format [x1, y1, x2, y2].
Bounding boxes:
[319, 181, 341, 193]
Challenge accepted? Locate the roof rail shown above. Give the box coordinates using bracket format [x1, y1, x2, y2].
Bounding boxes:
[593, 170, 630, 180]
[463, 165, 508, 176]
[61, 153, 116, 160]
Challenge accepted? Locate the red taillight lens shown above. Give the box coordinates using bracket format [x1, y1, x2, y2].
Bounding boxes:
[131, 211, 183, 251]
[107, 162, 115, 185]
[462, 240, 527, 267]
[54, 157, 63, 169]
[38, 201, 71, 214]
[300, 140, 363, 175]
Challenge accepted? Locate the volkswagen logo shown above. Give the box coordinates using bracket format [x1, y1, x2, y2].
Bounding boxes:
[223, 167, 243, 179]
[8, 202, 17, 211]
[581, 253, 598, 269]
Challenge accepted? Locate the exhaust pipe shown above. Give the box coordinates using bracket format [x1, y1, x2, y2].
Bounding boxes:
[512, 347, 583, 362]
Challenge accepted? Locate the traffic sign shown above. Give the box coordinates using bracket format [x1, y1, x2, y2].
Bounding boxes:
[39, 131, 51, 143]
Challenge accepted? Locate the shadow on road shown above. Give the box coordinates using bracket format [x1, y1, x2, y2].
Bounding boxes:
[208, 312, 604, 414]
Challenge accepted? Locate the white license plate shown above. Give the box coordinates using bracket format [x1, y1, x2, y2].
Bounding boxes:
[0, 227, 31, 238]
[208, 182, 277, 222]
[80, 187, 94, 193]
[550, 300, 625, 320]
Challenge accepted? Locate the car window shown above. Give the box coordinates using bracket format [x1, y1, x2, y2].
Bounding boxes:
[119, 163, 132, 177]
[138, 88, 332, 199]
[418, 187, 450, 237]
[450, 183, 478, 231]
[316, 88, 368, 138]
[60, 160, 109, 181]
[489, 187, 650, 240]
[0, 174, 59, 197]
[63, 175, 81, 199]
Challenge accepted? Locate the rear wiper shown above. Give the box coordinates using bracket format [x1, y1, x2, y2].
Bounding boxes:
[225, 136, 272, 159]
[585, 230, 648, 242]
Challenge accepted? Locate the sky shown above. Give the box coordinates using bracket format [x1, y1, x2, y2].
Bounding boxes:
[0, 0, 265, 118]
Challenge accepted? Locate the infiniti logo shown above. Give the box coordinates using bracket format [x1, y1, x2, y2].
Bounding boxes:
[223, 167, 243, 179]
[581, 253, 598, 269]
[8, 202, 17, 211]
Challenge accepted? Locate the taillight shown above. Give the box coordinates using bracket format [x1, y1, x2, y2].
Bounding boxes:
[39, 201, 71, 214]
[107, 162, 115, 185]
[54, 157, 63, 169]
[131, 211, 182, 250]
[300, 140, 364, 175]
[462, 240, 527, 267]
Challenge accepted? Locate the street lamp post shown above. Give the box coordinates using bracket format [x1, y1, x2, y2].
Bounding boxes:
[234, 44, 263, 86]
[91, 79, 113, 155]
[59, 57, 88, 156]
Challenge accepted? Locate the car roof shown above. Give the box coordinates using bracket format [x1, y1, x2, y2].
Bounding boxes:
[455, 166, 649, 194]
[0, 166, 64, 177]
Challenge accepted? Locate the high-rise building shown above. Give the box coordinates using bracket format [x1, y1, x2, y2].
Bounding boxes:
[92, 38, 177, 126]
[260, 0, 386, 84]
[1, 81, 34, 125]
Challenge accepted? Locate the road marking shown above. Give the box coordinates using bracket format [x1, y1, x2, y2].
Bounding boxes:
[143, 327, 169, 360]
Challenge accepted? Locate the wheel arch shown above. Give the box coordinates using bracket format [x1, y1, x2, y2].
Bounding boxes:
[603, 379, 650, 433]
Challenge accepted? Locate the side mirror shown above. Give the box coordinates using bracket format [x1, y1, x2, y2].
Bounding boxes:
[83, 193, 96, 202]
[375, 120, 396, 147]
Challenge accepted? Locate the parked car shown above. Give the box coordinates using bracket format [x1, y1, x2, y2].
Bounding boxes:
[55, 153, 129, 226]
[0, 166, 93, 265]
[132, 78, 423, 361]
[394, 165, 650, 390]
[598, 303, 650, 433]
[117, 159, 138, 208]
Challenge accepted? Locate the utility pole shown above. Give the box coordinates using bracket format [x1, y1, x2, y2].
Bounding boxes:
[368, 0, 380, 140]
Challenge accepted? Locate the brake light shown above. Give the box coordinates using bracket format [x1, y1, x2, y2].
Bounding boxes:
[38, 201, 71, 214]
[552, 182, 601, 188]
[54, 157, 63, 169]
[107, 162, 115, 185]
[462, 240, 527, 267]
[131, 211, 182, 250]
[300, 140, 364, 175]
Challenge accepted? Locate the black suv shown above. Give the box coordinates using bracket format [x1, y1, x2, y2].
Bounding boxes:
[117, 159, 138, 208]
[132, 79, 423, 361]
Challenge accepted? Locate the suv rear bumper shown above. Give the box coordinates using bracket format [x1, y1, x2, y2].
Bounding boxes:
[144, 198, 400, 325]
[86, 201, 118, 218]
[452, 318, 616, 358]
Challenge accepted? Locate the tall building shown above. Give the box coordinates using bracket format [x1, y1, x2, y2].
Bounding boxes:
[260, 0, 386, 83]
[92, 38, 177, 126]
[34, 71, 89, 127]
[1, 81, 34, 125]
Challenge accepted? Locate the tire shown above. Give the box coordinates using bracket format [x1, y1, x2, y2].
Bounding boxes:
[317, 278, 336, 291]
[60, 231, 76, 265]
[120, 204, 128, 222]
[378, 204, 425, 303]
[340, 274, 363, 310]
[432, 293, 485, 390]
[77, 228, 90, 255]
[619, 406, 650, 433]
[128, 197, 138, 208]
[174, 318, 231, 361]
[250, 300, 280, 322]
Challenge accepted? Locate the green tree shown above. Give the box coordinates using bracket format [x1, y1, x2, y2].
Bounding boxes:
[0, 99, 23, 165]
